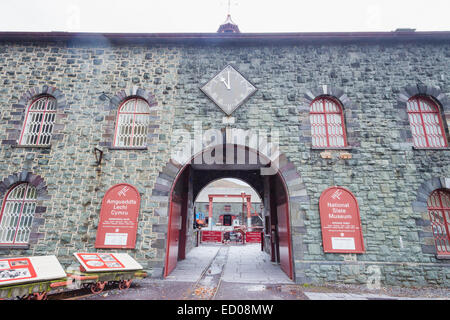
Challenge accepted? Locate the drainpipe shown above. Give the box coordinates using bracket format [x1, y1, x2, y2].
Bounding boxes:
[246, 195, 252, 230]
[208, 195, 213, 230]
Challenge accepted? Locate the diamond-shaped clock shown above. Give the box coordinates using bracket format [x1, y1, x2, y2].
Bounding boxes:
[200, 65, 257, 116]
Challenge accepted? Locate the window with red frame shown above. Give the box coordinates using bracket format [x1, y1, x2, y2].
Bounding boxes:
[310, 97, 347, 148]
[407, 96, 448, 148]
[113, 97, 151, 148]
[0, 183, 37, 245]
[427, 189, 450, 255]
[19, 96, 56, 146]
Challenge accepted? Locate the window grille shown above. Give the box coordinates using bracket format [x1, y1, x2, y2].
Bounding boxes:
[0, 183, 37, 245]
[19, 96, 56, 146]
[407, 97, 448, 148]
[310, 97, 347, 148]
[427, 189, 450, 255]
[113, 98, 151, 148]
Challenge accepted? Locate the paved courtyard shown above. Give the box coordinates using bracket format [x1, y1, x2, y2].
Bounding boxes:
[64, 243, 449, 300]
[164, 245, 220, 282]
[221, 244, 291, 283]
[166, 243, 292, 284]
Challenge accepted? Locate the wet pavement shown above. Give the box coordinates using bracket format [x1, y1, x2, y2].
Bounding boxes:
[214, 282, 308, 300]
[222, 244, 291, 284]
[165, 245, 220, 282]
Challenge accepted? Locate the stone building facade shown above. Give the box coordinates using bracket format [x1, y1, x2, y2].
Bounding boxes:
[0, 31, 448, 287]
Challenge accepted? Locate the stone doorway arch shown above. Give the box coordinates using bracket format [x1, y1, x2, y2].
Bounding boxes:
[150, 143, 308, 282]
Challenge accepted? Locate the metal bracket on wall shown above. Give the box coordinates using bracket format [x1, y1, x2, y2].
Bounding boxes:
[94, 147, 103, 166]
[99, 92, 111, 101]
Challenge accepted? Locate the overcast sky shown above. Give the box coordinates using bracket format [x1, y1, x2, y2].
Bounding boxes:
[0, 0, 449, 33]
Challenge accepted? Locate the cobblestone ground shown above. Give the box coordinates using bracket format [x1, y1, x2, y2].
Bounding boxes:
[57, 244, 449, 300]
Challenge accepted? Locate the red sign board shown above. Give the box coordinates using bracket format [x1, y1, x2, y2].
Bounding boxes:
[0, 258, 37, 283]
[201, 230, 223, 242]
[95, 183, 141, 249]
[75, 253, 125, 270]
[319, 187, 365, 253]
[245, 232, 262, 243]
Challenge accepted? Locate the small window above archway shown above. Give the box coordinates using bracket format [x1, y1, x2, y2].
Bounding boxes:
[407, 96, 448, 148]
[309, 97, 347, 148]
[113, 97, 151, 148]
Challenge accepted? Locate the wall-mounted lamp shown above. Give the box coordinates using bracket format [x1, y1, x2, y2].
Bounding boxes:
[94, 147, 103, 166]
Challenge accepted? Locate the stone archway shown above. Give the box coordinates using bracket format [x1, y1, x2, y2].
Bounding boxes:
[149, 143, 309, 281]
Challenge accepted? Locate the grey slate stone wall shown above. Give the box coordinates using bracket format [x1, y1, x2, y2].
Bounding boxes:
[0, 38, 448, 287]
[0, 41, 180, 271]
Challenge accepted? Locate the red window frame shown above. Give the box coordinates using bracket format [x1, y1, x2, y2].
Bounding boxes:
[407, 96, 448, 148]
[113, 97, 151, 148]
[18, 95, 56, 146]
[427, 189, 450, 255]
[0, 183, 37, 245]
[309, 96, 348, 148]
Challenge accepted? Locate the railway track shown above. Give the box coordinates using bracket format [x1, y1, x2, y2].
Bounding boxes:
[48, 246, 231, 300]
[185, 246, 229, 300]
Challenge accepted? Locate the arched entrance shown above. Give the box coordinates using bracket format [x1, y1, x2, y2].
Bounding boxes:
[161, 143, 306, 281]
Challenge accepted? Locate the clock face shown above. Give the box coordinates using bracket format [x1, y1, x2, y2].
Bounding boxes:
[200, 65, 257, 116]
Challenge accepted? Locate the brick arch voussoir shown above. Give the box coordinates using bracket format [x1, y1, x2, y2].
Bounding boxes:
[396, 84, 449, 111]
[150, 149, 308, 223]
[109, 87, 158, 110]
[413, 177, 449, 211]
[18, 85, 67, 109]
[0, 171, 49, 200]
[303, 85, 347, 106]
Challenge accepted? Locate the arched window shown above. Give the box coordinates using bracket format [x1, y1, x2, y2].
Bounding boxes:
[113, 97, 151, 148]
[407, 96, 448, 148]
[427, 189, 450, 255]
[19, 95, 57, 146]
[0, 183, 37, 245]
[310, 97, 347, 148]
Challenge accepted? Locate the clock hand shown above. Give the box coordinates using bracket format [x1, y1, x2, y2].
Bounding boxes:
[219, 75, 230, 90]
[227, 70, 231, 90]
